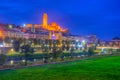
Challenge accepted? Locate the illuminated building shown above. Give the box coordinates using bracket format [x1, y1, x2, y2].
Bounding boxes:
[97, 37, 120, 51]
[26, 13, 69, 40]
[86, 34, 99, 44]
[0, 13, 73, 53]
[0, 13, 119, 55]
[43, 13, 48, 27]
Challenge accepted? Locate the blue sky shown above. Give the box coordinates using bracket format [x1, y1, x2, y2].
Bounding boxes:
[0, 0, 120, 40]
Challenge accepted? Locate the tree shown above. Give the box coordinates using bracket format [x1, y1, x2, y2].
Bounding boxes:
[83, 50, 87, 56]
[21, 44, 34, 66]
[13, 39, 20, 52]
[33, 39, 38, 45]
[42, 47, 49, 63]
[4, 37, 10, 44]
[62, 45, 65, 51]
[52, 47, 57, 62]
[0, 39, 3, 45]
[0, 54, 7, 65]
[66, 45, 70, 51]
[70, 47, 74, 59]
[112, 37, 120, 40]
[88, 47, 95, 56]
[52, 47, 62, 62]
[116, 49, 120, 52]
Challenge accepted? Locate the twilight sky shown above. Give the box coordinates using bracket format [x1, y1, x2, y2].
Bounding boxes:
[0, 0, 120, 40]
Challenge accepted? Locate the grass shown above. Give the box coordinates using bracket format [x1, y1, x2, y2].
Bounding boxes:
[0, 55, 120, 80]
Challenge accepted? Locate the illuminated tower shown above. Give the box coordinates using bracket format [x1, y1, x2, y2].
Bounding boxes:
[0, 30, 2, 38]
[43, 13, 48, 26]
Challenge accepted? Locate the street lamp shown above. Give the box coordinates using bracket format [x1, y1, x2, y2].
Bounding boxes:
[23, 24, 26, 27]
[76, 39, 79, 42]
[10, 60, 14, 65]
[82, 40, 85, 44]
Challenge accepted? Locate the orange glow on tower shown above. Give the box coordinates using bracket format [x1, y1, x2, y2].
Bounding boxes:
[43, 13, 48, 26]
[42, 13, 66, 32]
[0, 30, 3, 38]
[24, 13, 67, 32]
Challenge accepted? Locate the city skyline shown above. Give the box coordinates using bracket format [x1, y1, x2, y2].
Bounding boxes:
[0, 0, 120, 40]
